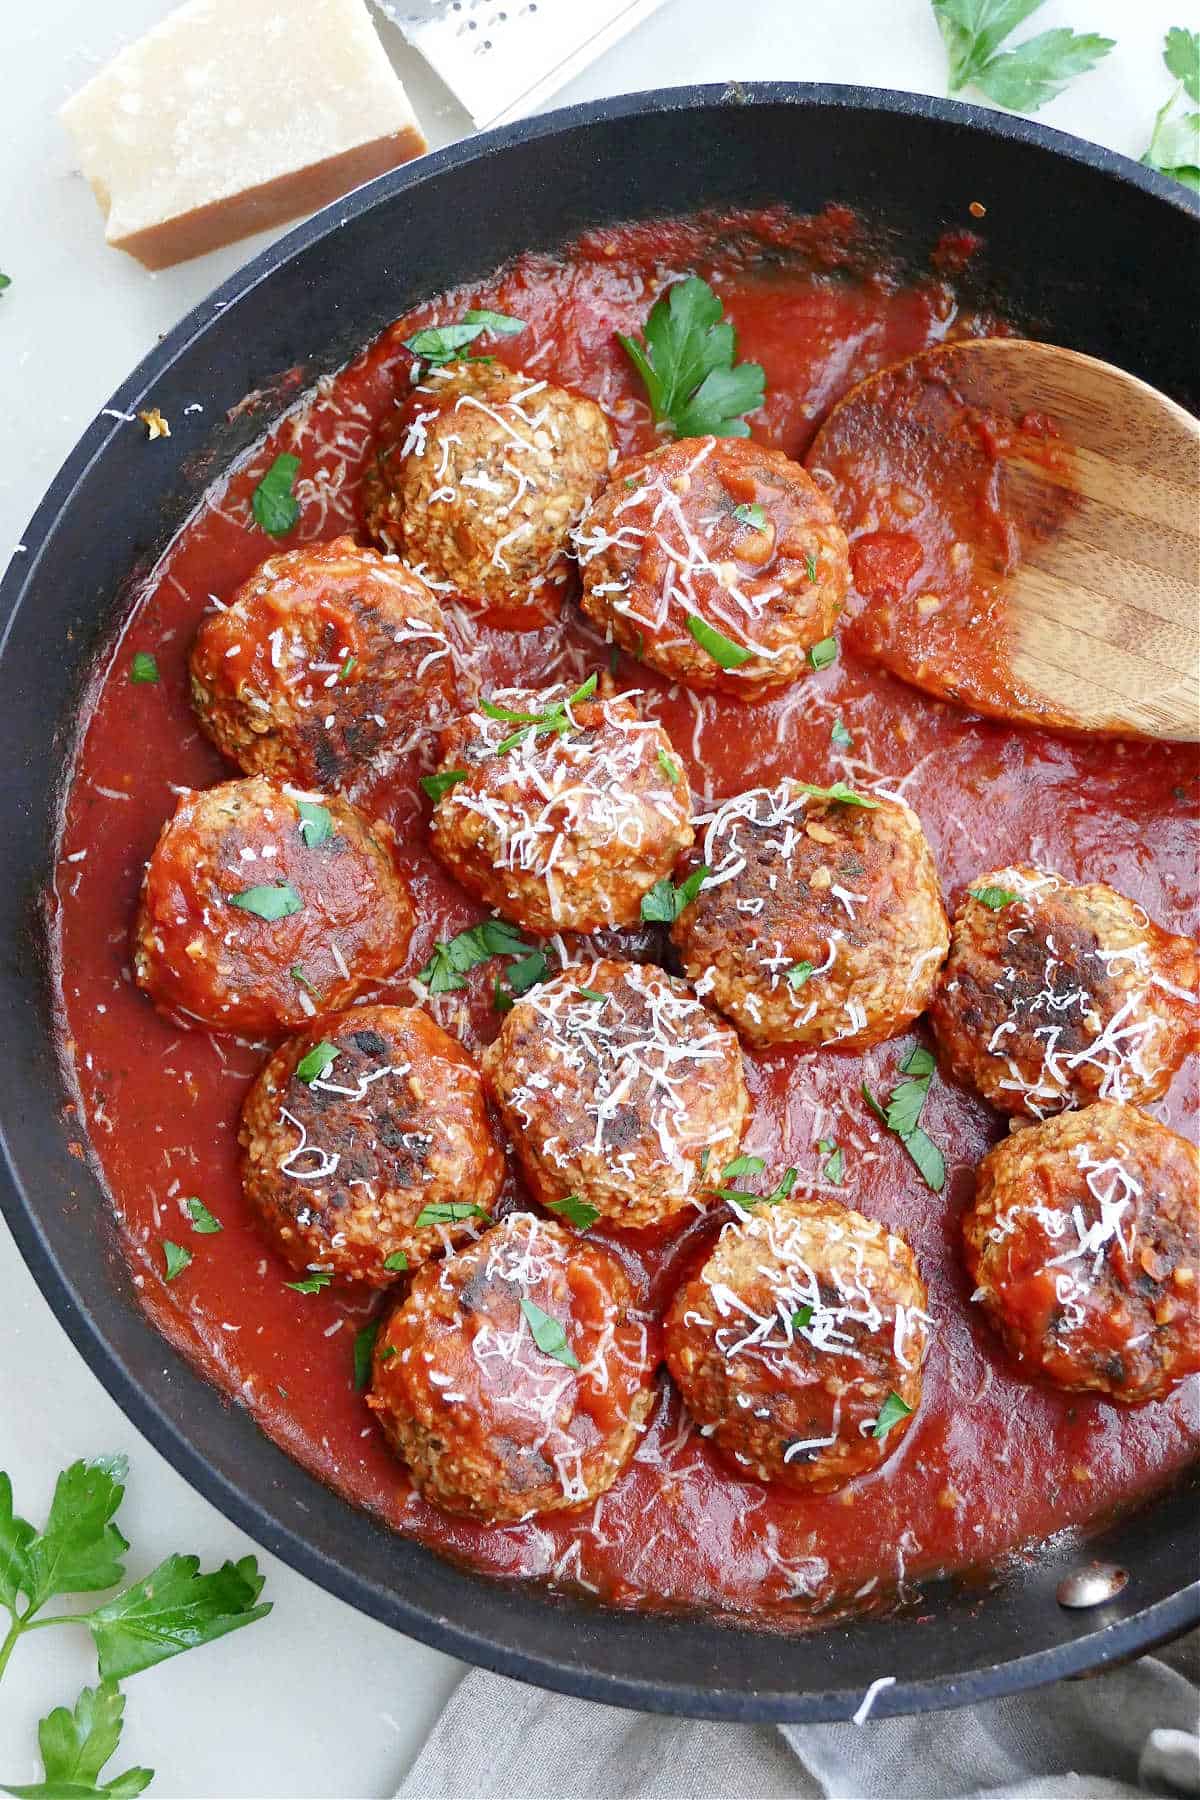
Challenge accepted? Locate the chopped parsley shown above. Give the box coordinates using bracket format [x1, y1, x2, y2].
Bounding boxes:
[421, 768, 469, 803]
[414, 1201, 491, 1229]
[296, 799, 333, 848]
[547, 1194, 601, 1232]
[796, 780, 879, 809]
[352, 1322, 379, 1392]
[786, 961, 814, 988]
[685, 613, 753, 670]
[339, 654, 357, 681]
[228, 881, 302, 921]
[519, 1298, 580, 1370]
[251, 453, 301, 537]
[481, 674, 598, 754]
[383, 1250, 409, 1273]
[0, 273, 10, 296]
[286, 1271, 333, 1294]
[617, 275, 764, 438]
[404, 310, 526, 365]
[817, 1139, 844, 1184]
[184, 1197, 221, 1235]
[657, 747, 682, 784]
[792, 1304, 814, 1330]
[294, 1041, 339, 1084]
[576, 987, 606, 1003]
[831, 719, 853, 749]
[161, 1241, 191, 1281]
[732, 502, 767, 529]
[719, 1154, 765, 1182]
[862, 1045, 946, 1192]
[463, 308, 526, 336]
[808, 636, 838, 671]
[872, 1390, 914, 1439]
[130, 652, 159, 684]
[932, 0, 1113, 113]
[805, 551, 819, 583]
[290, 964, 322, 999]
[420, 916, 534, 994]
[640, 864, 710, 923]
[969, 884, 1019, 911]
[1143, 29, 1200, 190]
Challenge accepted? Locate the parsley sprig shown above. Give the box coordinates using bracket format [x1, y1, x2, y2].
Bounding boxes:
[251, 453, 301, 538]
[618, 276, 765, 438]
[862, 1045, 946, 1192]
[1143, 28, 1200, 190]
[0, 1457, 270, 1795]
[932, 0, 1114, 113]
[640, 865, 709, 923]
[418, 917, 544, 998]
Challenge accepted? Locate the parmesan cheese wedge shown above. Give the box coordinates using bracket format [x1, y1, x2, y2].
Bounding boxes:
[60, 0, 427, 271]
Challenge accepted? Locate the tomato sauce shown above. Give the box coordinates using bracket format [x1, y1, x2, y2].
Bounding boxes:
[52, 208, 1199, 1625]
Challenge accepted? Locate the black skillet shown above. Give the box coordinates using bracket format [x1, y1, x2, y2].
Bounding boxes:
[1, 85, 1197, 1723]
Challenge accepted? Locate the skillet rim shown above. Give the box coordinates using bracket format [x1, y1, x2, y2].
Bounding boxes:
[1, 81, 1197, 1725]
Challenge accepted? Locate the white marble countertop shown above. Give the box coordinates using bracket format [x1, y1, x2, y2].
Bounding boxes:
[0, 2, 1185, 1794]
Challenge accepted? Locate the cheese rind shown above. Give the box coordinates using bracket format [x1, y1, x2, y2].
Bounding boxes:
[60, 0, 427, 270]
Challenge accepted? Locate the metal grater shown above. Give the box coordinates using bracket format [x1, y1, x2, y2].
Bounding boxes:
[373, 0, 674, 129]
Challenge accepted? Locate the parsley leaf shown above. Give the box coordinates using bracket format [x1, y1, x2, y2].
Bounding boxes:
[685, 613, 753, 669]
[795, 780, 879, 810]
[0, 274, 10, 297]
[717, 1165, 798, 1209]
[129, 653, 158, 685]
[353, 1323, 379, 1392]
[519, 1298, 580, 1370]
[1, 1681, 153, 1799]
[481, 674, 598, 754]
[421, 768, 469, 803]
[296, 800, 333, 848]
[251, 453, 301, 537]
[872, 1390, 915, 1440]
[792, 1304, 814, 1330]
[0, 1474, 35, 1614]
[547, 1195, 601, 1232]
[403, 322, 489, 364]
[969, 885, 1019, 911]
[84, 1553, 269, 1681]
[463, 308, 526, 337]
[808, 637, 838, 671]
[786, 961, 814, 989]
[420, 918, 535, 994]
[822, 1145, 845, 1184]
[831, 719, 853, 749]
[295, 1041, 339, 1084]
[732, 502, 767, 529]
[1144, 29, 1200, 189]
[932, 1, 1113, 113]
[227, 882, 302, 921]
[383, 1250, 408, 1273]
[414, 1202, 491, 1229]
[161, 1241, 191, 1282]
[640, 865, 710, 923]
[720, 1154, 766, 1182]
[23, 1461, 129, 1608]
[183, 1198, 220, 1235]
[285, 1271, 333, 1294]
[862, 1048, 946, 1192]
[618, 275, 764, 438]
[657, 747, 681, 784]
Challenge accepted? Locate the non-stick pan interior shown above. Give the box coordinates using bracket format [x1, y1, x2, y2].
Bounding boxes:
[1, 86, 1196, 1721]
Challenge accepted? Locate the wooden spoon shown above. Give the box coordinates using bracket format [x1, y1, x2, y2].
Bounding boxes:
[806, 339, 1199, 741]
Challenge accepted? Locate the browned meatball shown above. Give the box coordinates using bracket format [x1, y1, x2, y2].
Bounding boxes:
[132, 777, 413, 1036]
[671, 780, 948, 1048]
[483, 958, 749, 1230]
[930, 866, 1198, 1118]
[427, 684, 693, 934]
[367, 1211, 656, 1519]
[665, 1197, 930, 1491]
[964, 1102, 1200, 1405]
[360, 362, 613, 625]
[239, 1005, 503, 1284]
[574, 436, 849, 694]
[189, 536, 455, 792]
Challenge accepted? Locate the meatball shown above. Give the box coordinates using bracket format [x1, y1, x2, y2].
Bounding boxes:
[483, 958, 748, 1230]
[574, 436, 849, 695]
[427, 684, 693, 933]
[930, 866, 1198, 1118]
[671, 780, 948, 1048]
[367, 1211, 655, 1519]
[189, 536, 455, 792]
[964, 1102, 1200, 1405]
[360, 361, 612, 624]
[240, 1005, 503, 1284]
[133, 776, 413, 1036]
[665, 1197, 930, 1491]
